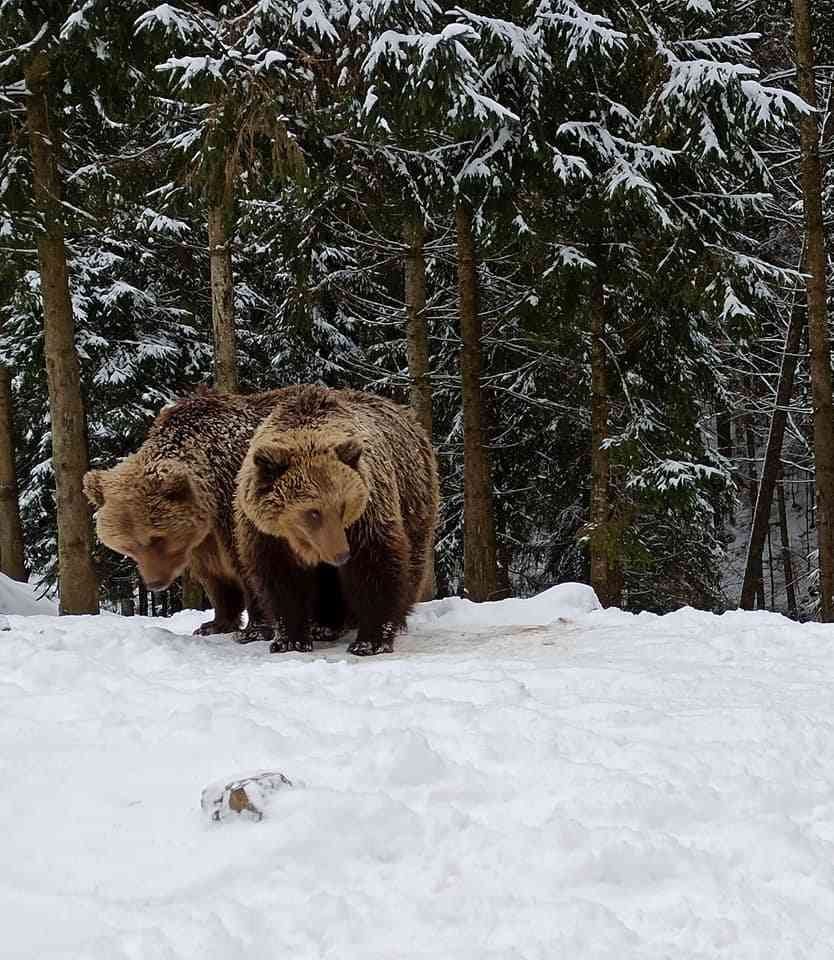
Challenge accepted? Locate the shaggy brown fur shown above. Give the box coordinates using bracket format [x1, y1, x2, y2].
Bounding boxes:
[84, 388, 291, 635]
[236, 384, 439, 655]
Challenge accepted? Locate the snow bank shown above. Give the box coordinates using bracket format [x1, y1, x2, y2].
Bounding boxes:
[0, 572, 56, 616]
[412, 581, 601, 628]
[4, 597, 834, 958]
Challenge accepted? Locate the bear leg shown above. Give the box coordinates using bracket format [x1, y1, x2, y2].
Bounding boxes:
[193, 577, 244, 635]
[263, 562, 315, 654]
[343, 530, 411, 656]
[347, 621, 397, 656]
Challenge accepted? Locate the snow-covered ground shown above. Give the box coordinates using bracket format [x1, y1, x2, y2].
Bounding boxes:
[0, 572, 56, 616]
[4, 583, 834, 958]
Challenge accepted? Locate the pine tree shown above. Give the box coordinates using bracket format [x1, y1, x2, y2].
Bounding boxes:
[0, 363, 26, 581]
[19, 38, 98, 613]
[792, 0, 834, 621]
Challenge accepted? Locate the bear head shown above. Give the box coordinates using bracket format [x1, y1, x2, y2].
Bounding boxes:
[240, 432, 369, 568]
[83, 458, 211, 592]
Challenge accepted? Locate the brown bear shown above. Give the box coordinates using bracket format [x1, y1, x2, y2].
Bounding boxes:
[235, 384, 439, 655]
[83, 388, 290, 636]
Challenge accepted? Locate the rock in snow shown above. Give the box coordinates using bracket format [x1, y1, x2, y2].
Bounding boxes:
[201, 770, 293, 822]
[4, 586, 834, 958]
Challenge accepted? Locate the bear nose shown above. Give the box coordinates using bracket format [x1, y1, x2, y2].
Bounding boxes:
[332, 551, 351, 567]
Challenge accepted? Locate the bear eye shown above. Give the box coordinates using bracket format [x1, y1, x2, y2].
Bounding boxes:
[306, 509, 322, 527]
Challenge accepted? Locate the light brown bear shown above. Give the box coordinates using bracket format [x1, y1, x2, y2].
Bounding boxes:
[84, 388, 289, 635]
[235, 384, 439, 655]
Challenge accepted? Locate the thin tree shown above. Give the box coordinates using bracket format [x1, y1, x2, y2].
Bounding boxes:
[0, 365, 26, 581]
[206, 118, 239, 394]
[24, 50, 98, 614]
[777, 464, 799, 618]
[403, 216, 433, 437]
[588, 273, 613, 606]
[456, 200, 498, 601]
[793, 0, 834, 620]
[740, 306, 803, 609]
[403, 214, 436, 598]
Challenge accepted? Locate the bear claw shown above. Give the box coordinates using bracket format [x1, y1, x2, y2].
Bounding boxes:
[347, 637, 394, 656]
[233, 623, 277, 644]
[269, 634, 312, 654]
[194, 620, 238, 637]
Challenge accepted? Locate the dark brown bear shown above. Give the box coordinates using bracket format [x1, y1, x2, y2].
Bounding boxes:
[83, 388, 290, 636]
[235, 385, 439, 655]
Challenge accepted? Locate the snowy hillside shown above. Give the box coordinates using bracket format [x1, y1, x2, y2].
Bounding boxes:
[4, 586, 834, 958]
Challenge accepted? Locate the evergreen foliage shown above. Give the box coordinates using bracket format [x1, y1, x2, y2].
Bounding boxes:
[0, 0, 825, 614]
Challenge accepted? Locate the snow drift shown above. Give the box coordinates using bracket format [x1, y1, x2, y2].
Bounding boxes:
[0, 572, 56, 616]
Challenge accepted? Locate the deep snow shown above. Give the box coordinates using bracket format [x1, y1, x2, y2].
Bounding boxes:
[0, 571, 56, 616]
[3, 583, 834, 958]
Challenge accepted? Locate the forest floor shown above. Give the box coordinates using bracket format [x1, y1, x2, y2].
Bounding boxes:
[3, 583, 834, 958]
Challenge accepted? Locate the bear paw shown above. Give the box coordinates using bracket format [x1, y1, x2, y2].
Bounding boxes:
[347, 636, 394, 657]
[269, 632, 313, 653]
[309, 624, 343, 644]
[233, 623, 277, 644]
[193, 619, 238, 637]
[349, 622, 397, 656]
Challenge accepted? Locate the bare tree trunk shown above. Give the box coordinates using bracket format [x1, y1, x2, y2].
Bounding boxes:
[589, 275, 612, 606]
[138, 581, 148, 617]
[121, 585, 135, 617]
[742, 412, 765, 608]
[403, 216, 433, 437]
[717, 412, 733, 462]
[25, 51, 98, 615]
[0, 366, 27, 581]
[716, 411, 734, 526]
[740, 306, 803, 608]
[744, 412, 758, 513]
[793, 0, 834, 621]
[181, 569, 205, 610]
[403, 216, 437, 600]
[207, 133, 239, 394]
[456, 201, 498, 602]
[777, 465, 798, 619]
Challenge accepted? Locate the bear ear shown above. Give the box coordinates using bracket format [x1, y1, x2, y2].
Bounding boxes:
[253, 446, 290, 487]
[83, 470, 106, 507]
[160, 469, 193, 503]
[336, 438, 363, 470]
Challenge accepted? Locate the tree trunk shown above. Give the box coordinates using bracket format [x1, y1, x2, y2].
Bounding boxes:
[742, 412, 765, 608]
[403, 216, 433, 437]
[0, 366, 27, 581]
[716, 411, 734, 526]
[777, 465, 798, 619]
[403, 216, 437, 600]
[121, 586, 135, 617]
[456, 201, 498, 602]
[589, 275, 612, 606]
[793, 0, 834, 621]
[207, 134, 239, 394]
[25, 51, 98, 615]
[739, 306, 803, 609]
[181, 569, 205, 610]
